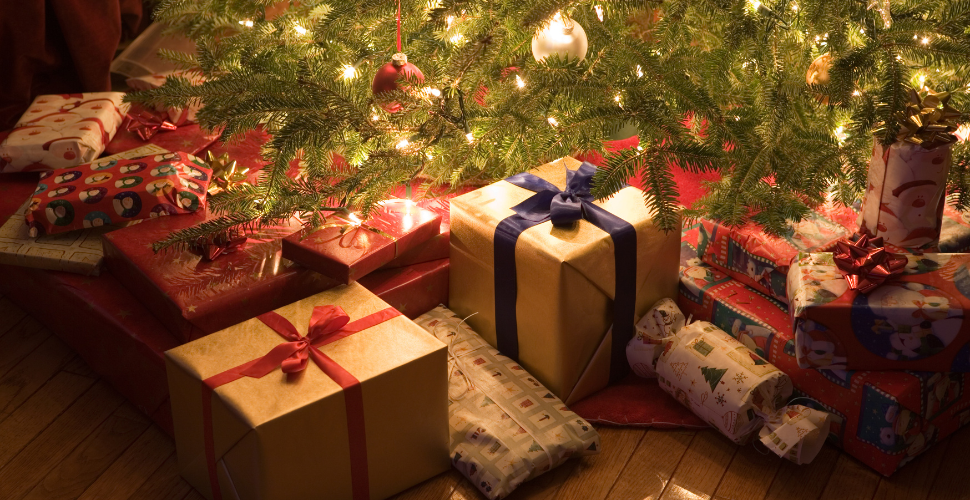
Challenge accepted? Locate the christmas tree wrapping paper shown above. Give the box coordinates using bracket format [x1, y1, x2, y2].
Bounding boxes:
[103, 122, 220, 157]
[678, 232, 970, 475]
[102, 212, 338, 342]
[126, 70, 205, 126]
[0, 93, 129, 173]
[413, 306, 600, 500]
[166, 283, 449, 500]
[629, 299, 832, 465]
[858, 138, 952, 250]
[358, 258, 449, 319]
[788, 251, 970, 372]
[0, 144, 167, 275]
[449, 156, 681, 405]
[281, 199, 442, 284]
[25, 151, 212, 236]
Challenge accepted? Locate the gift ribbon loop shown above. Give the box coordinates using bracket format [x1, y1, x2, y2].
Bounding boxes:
[126, 109, 177, 141]
[200, 305, 401, 500]
[833, 234, 906, 294]
[494, 161, 636, 383]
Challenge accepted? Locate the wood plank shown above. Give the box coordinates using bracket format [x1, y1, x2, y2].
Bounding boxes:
[926, 426, 970, 500]
[126, 452, 195, 500]
[0, 370, 97, 467]
[713, 441, 782, 500]
[817, 453, 882, 500]
[872, 436, 949, 500]
[553, 427, 646, 500]
[605, 429, 696, 500]
[0, 297, 28, 335]
[0, 316, 49, 377]
[61, 355, 99, 379]
[0, 333, 76, 421]
[657, 430, 739, 500]
[21, 403, 151, 500]
[78, 425, 176, 500]
[763, 444, 841, 500]
[391, 470, 459, 500]
[0, 380, 124, 500]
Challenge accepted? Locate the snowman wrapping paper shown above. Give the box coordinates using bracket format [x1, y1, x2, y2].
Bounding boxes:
[628, 299, 832, 465]
[0, 93, 129, 173]
[413, 306, 600, 500]
[789, 251, 970, 372]
[858, 138, 952, 249]
[24, 151, 212, 236]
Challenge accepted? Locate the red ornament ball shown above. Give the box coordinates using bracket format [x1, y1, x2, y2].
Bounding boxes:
[371, 53, 425, 112]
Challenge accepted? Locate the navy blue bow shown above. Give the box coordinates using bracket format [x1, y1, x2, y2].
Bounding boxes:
[493, 161, 637, 385]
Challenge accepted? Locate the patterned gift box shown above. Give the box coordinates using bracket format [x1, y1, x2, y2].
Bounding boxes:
[789, 252, 970, 372]
[0, 93, 129, 172]
[103, 123, 219, 157]
[677, 232, 970, 476]
[126, 70, 205, 126]
[0, 144, 168, 275]
[414, 306, 600, 500]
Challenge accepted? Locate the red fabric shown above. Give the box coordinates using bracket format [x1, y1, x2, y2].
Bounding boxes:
[570, 374, 707, 428]
[0, 0, 144, 129]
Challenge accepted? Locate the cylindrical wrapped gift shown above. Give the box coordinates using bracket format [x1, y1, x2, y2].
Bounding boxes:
[628, 299, 832, 464]
[858, 138, 952, 250]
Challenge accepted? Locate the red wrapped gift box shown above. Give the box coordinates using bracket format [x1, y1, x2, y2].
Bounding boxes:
[102, 212, 339, 342]
[789, 252, 970, 372]
[282, 200, 441, 284]
[103, 123, 219, 157]
[678, 228, 970, 476]
[359, 258, 449, 319]
[0, 264, 178, 435]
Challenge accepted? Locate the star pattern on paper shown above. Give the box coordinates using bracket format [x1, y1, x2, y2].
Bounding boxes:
[797, 427, 810, 438]
[714, 393, 726, 406]
[734, 372, 747, 384]
[187, 305, 197, 313]
[181, 139, 195, 148]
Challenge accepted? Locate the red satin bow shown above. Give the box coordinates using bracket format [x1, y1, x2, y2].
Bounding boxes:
[240, 305, 353, 377]
[833, 234, 907, 294]
[126, 110, 177, 141]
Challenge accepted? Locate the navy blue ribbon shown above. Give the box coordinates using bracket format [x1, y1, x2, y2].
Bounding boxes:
[493, 161, 636, 384]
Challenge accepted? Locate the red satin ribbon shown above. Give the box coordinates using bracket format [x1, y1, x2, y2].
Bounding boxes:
[833, 234, 907, 294]
[126, 110, 177, 141]
[200, 305, 402, 500]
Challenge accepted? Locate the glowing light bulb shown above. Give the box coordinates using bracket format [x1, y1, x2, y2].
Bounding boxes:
[342, 65, 357, 79]
[450, 33, 464, 44]
[594, 5, 604, 21]
[294, 24, 307, 35]
[636, 65, 643, 78]
[423, 87, 442, 97]
[446, 15, 455, 28]
[749, 0, 762, 11]
[547, 116, 559, 127]
[239, 19, 254, 27]
[791, 3, 798, 11]
[918, 73, 927, 85]
[852, 90, 862, 96]
[516, 75, 526, 88]
[914, 34, 919, 39]
[396, 139, 411, 149]
[921, 37, 930, 45]
[465, 132, 474, 143]
[371, 114, 380, 121]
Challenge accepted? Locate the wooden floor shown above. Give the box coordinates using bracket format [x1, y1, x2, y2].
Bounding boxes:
[1, 294, 969, 500]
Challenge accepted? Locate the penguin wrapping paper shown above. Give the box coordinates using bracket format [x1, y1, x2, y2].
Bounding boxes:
[0, 93, 129, 173]
[24, 151, 212, 236]
[0, 144, 168, 275]
[165, 283, 450, 500]
[627, 299, 832, 464]
[788, 251, 970, 372]
[678, 236, 970, 475]
[413, 306, 600, 500]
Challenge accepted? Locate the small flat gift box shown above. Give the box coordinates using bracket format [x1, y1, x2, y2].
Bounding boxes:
[282, 199, 442, 284]
[165, 282, 449, 500]
[449, 156, 681, 404]
[359, 258, 449, 318]
[0, 93, 129, 172]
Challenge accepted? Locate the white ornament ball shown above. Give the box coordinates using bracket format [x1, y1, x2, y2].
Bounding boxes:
[531, 15, 588, 62]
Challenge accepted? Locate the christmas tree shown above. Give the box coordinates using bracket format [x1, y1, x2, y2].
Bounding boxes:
[131, 0, 970, 250]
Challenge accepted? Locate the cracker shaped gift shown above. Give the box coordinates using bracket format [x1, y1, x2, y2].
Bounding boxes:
[0, 93, 129, 172]
[415, 306, 599, 499]
[628, 298, 833, 464]
[25, 151, 211, 236]
[449, 157, 681, 404]
[166, 283, 450, 500]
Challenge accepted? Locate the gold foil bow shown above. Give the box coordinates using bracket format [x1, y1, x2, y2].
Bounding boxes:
[206, 151, 251, 195]
[833, 234, 907, 294]
[895, 88, 962, 149]
[126, 110, 177, 141]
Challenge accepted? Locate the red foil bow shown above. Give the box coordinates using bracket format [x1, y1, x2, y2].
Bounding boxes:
[833, 234, 906, 293]
[191, 235, 248, 261]
[125, 110, 177, 141]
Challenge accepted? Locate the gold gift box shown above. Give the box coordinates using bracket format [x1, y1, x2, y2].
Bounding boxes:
[449, 156, 681, 404]
[166, 282, 450, 500]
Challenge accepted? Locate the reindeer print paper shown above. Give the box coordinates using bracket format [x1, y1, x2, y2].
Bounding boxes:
[789, 252, 970, 372]
[25, 151, 211, 236]
[859, 138, 952, 249]
[0, 93, 129, 173]
[414, 306, 600, 500]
